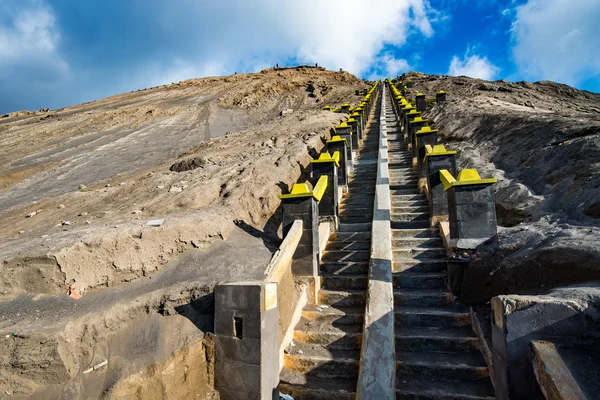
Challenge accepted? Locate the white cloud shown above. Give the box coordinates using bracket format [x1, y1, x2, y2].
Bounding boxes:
[511, 0, 600, 86]
[0, 0, 439, 112]
[367, 53, 410, 80]
[448, 50, 500, 80]
[0, 1, 68, 83]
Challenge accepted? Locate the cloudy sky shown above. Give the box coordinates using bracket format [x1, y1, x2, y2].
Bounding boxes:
[0, 0, 599, 113]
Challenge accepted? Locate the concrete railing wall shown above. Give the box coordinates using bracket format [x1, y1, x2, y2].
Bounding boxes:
[386, 78, 498, 252]
[214, 81, 382, 399]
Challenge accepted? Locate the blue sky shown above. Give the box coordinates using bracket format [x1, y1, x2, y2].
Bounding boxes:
[0, 0, 599, 114]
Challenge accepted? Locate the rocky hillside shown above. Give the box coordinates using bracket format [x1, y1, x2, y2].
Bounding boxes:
[395, 72, 600, 303]
[0, 66, 365, 398]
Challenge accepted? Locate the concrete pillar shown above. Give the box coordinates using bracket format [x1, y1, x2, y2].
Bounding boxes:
[355, 88, 360, 95]
[311, 153, 340, 221]
[440, 169, 498, 249]
[214, 282, 279, 400]
[409, 117, 429, 160]
[349, 112, 362, 141]
[335, 121, 354, 167]
[405, 109, 422, 143]
[424, 146, 457, 225]
[341, 103, 351, 113]
[400, 105, 414, 137]
[347, 118, 360, 148]
[326, 136, 349, 190]
[436, 90, 447, 103]
[406, 80, 413, 88]
[415, 93, 426, 112]
[354, 107, 365, 132]
[280, 188, 319, 277]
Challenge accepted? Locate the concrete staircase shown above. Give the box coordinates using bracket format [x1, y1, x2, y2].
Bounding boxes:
[384, 91, 495, 400]
[279, 97, 381, 399]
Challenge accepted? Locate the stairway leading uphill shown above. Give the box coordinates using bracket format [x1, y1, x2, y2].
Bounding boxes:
[278, 93, 382, 399]
[384, 88, 495, 400]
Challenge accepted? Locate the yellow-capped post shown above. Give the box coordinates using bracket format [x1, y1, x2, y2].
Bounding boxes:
[424, 145, 457, 223]
[439, 168, 498, 248]
[311, 153, 339, 223]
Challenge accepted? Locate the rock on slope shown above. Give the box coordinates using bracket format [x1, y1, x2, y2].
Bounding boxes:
[0, 66, 366, 398]
[395, 72, 600, 304]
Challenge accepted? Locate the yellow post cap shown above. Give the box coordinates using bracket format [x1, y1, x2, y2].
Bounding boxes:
[424, 144, 457, 159]
[439, 170, 456, 191]
[323, 105, 331, 110]
[438, 90, 447, 94]
[335, 121, 350, 129]
[416, 125, 437, 134]
[416, 92, 426, 97]
[440, 168, 497, 191]
[327, 135, 348, 145]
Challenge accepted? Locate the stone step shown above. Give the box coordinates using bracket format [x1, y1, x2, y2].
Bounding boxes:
[391, 212, 429, 222]
[395, 305, 470, 328]
[390, 189, 420, 196]
[338, 206, 372, 215]
[391, 200, 429, 208]
[395, 376, 495, 400]
[394, 271, 446, 289]
[392, 205, 429, 213]
[394, 289, 454, 306]
[395, 326, 479, 353]
[392, 237, 443, 247]
[391, 219, 430, 229]
[329, 231, 371, 242]
[279, 368, 356, 400]
[293, 328, 362, 350]
[302, 305, 364, 326]
[321, 261, 369, 275]
[389, 184, 419, 191]
[319, 289, 366, 308]
[339, 215, 375, 224]
[392, 228, 437, 238]
[338, 222, 371, 232]
[326, 240, 370, 251]
[394, 259, 447, 273]
[284, 344, 359, 377]
[322, 250, 369, 263]
[392, 247, 446, 259]
[390, 194, 426, 201]
[396, 351, 489, 381]
[322, 274, 368, 290]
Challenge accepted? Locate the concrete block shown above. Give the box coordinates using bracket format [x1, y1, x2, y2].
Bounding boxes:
[281, 197, 319, 278]
[214, 282, 279, 400]
[491, 287, 600, 400]
[312, 162, 339, 219]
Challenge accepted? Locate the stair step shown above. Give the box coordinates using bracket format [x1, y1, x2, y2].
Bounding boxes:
[338, 222, 371, 232]
[284, 344, 359, 377]
[279, 368, 356, 400]
[395, 375, 495, 400]
[339, 215, 375, 224]
[326, 241, 370, 251]
[392, 237, 443, 247]
[390, 194, 426, 201]
[394, 289, 453, 306]
[396, 351, 489, 380]
[391, 212, 429, 222]
[302, 305, 364, 326]
[392, 228, 436, 238]
[319, 289, 366, 308]
[322, 250, 369, 262]
[394, 259, 447, 273]
[293, 330, 362, 350]
[392, 206, 429, 213]
[329, 231, 371, 242]
[395, 326, 479, 352]
[321, 261, 369, 275]
[394, 271, 446, 289]
[395, 305, 470, 327]
[392, 247, 446, 259]
[391, 220, 430, 229]
[322, 274, 368, 290]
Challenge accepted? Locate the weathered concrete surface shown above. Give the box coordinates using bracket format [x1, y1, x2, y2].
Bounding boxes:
[357, 86, 395, 400]
[491, 284, 600, 400]
[530, 340, 587, 400]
